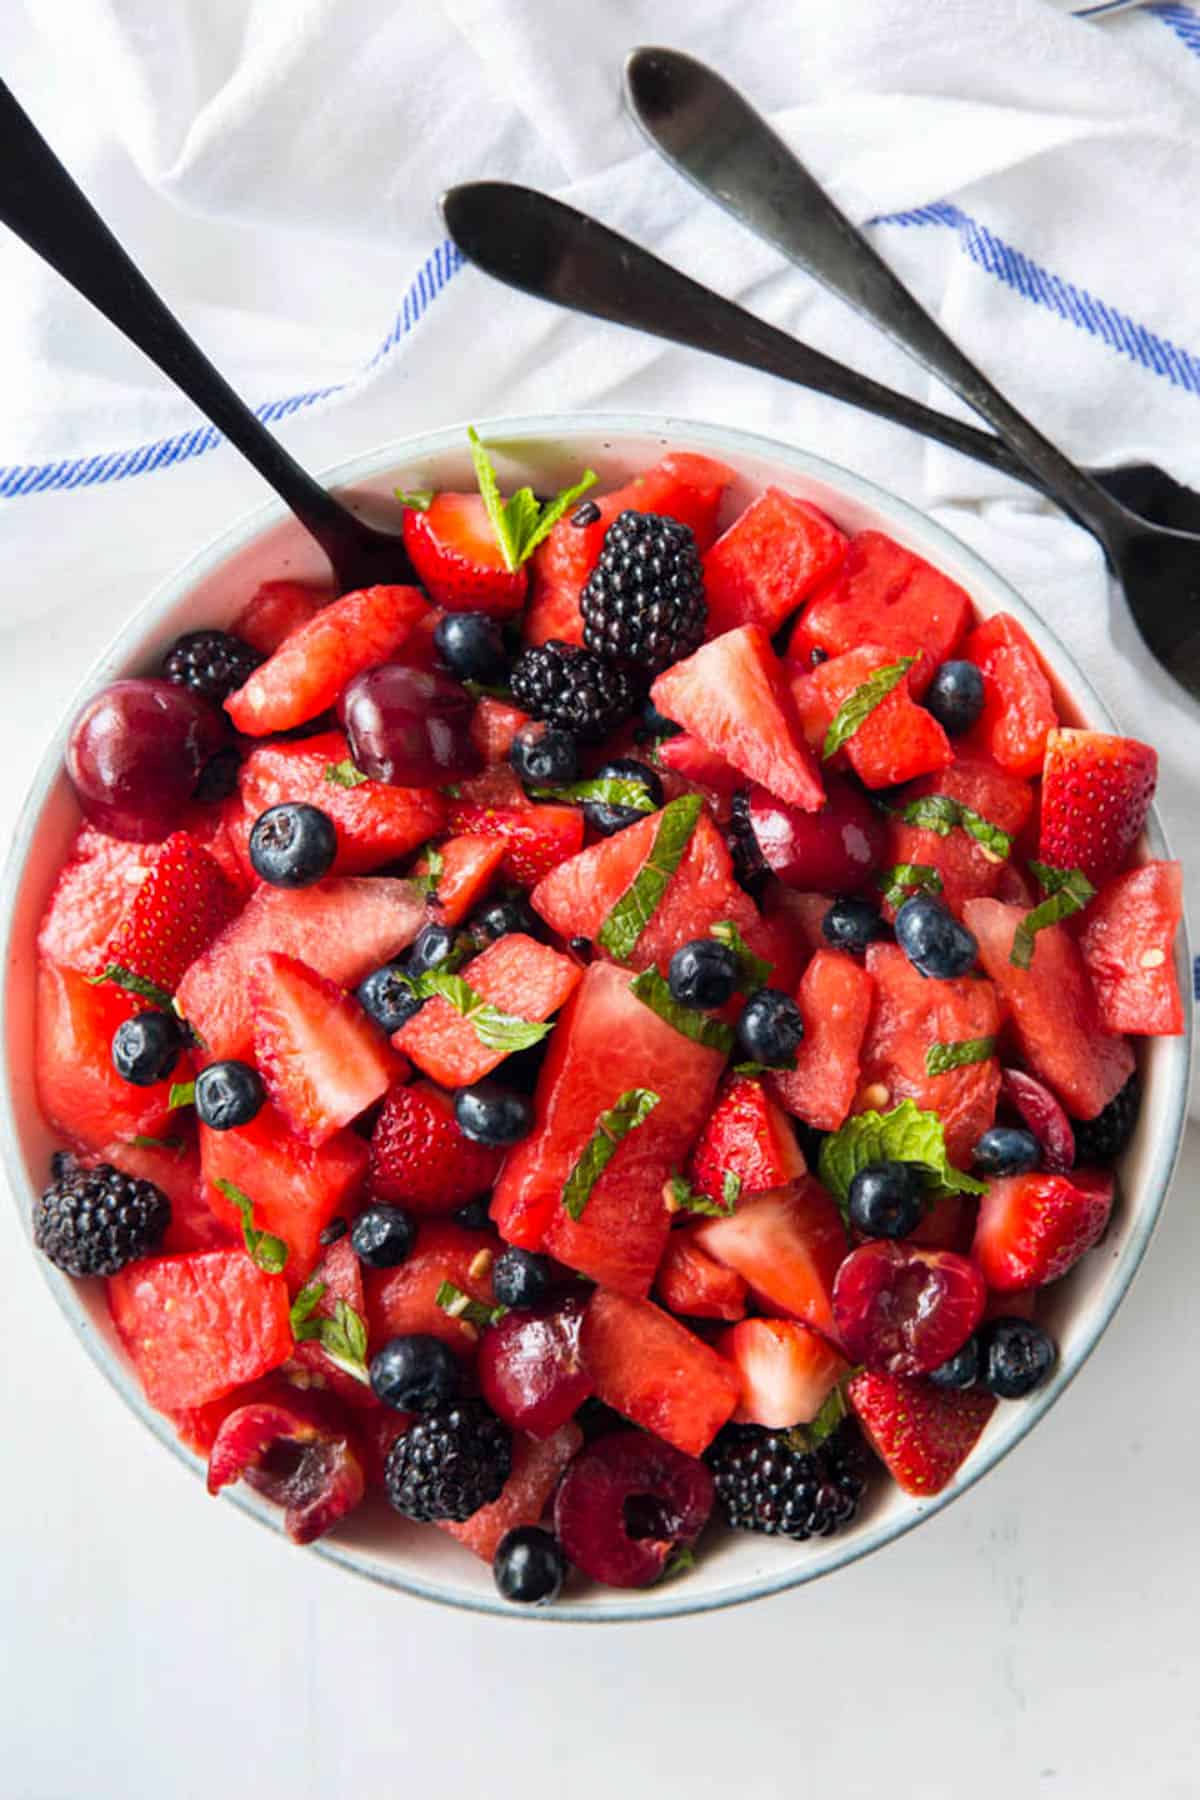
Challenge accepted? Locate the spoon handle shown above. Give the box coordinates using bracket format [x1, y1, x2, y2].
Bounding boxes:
[625, 47, 1136, 555]
[0, 78, 355, 564]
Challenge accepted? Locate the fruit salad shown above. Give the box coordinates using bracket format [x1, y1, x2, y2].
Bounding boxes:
[28, 432, 1183, 1608]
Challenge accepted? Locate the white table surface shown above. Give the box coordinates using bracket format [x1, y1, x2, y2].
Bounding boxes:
[3, 435, 1198, 1800]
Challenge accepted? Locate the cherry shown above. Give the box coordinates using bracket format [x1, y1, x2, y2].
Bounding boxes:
[832, 1241, 987, 1377]
[206, 1386, 366, 1544]
[66, 678, 228, 842]
[478, 1297, 594, 1438]
[748, 775, 886, 894]
[999, 1068, 1076, 1174]
[553, 1429, 714, 1589]
[338, 663, 481, 785]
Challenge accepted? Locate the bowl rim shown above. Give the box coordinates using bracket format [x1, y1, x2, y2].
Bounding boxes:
[3, 408, 1191, 1623]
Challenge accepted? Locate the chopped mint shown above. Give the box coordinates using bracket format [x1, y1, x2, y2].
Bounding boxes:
[1011, 864, 1096, 970]
[289, 1280, 326, 1333]
[562, 1088, 660, 1221]
[630, 969, 734, 1054]
[469, 427, 598, 573]
[710, 920, 773, 991]
[732, 1060, 772, 1078]
[405, 967, 553, 1054]
[818, 1098, 985, 1224]
[822, 656, 916, 761]
[325, 758, 368, 789]
[785, 1384, 848, 1453]
[127, 1134, 183, 1151]
[658, 1545, 697, 1583]
[412, 843, 445, 900]
[214, 1178, 290, 1274]
[462, 680, 517, 704]
[878, 862, 944, 909]
[925, 1036, 997, 1076]
[167, 1079, 196, 1110]
[86, 963, 174, 1010]
[898, 794, 1012, 860]
[394, 489, 433, 511]
[596, 793, 703, 962]
[666, 1169, 741, 1218]
[531, 776, 656, 814]
[290, 1280, 370, 1383]
[434, 1279, 508, 1331]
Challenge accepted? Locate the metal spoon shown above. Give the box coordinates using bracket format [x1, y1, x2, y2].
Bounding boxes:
[0, 79, 413, 592]
[623, 46, 1200, 693]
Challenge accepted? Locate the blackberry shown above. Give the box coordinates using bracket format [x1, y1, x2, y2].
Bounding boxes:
[706, 1420, 867, 1541]
[383, 1399, 512, 1523]
[580, 510, 706, 676]
[1072, 1073, 1140, 1164]
[163, 629, 263, 702]
[509, 640, 633, 743]
[726, 790, 769, 897]
[34, 1157, 171, 1278]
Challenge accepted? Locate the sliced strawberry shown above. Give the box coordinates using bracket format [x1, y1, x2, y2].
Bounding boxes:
[882, 758, 1034, 921]
[655, 1231, 748, 1322]
[964, 899, 1135, 1121]
[789, 531, 973, 691]
[416, 833, 507, 926]
[651, 625, 825, 810]
[363, 1217, 500, 1359]
[447, 798, 585, 887]
[469, 696, 532, 764]
[579, 1287, 740, 1457]
[402, 492, 527, 616]
[369, 1080, 503, 1214]
[832, 1241, 986, 1376]
[103, 829, 239, 1001]
[35, 961, 181, 1152]
[770, 949, 875, 1133]
[438, 1422, 584, 1562]
[973, 1168, 1115, 1290]
[962, 614, 1058, 777]
[1038, 729, 1158, 888]
[108, 1248, 292, 1410]
[686, 1075, 807, 1203]
[233, 578, 330, 654]
[703, 488, 847, 637]
[201, 1105, 369, 1282]
[1077, 860, 1185, 1035]
[178, 797, 257, 901]
[250, 952, 401, 1146]
[225, 585, 430, 735]
[238, 730, 445, 874]
[792, 644, 952, 790]
[37, 824, 157, 972]
[394, 933, 581, 1089]
[692, 1180, 847, 1343]
[716, 1317, 851, 1428]
[848, 1370, 996, 1498]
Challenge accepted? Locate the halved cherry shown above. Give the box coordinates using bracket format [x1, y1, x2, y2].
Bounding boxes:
[999, 1068, 1076, 1174]
[477, 1296, 594, 1439]
[553, 1430, 714, 1589]
[747, 776, 886, 895]
[207, 1387, 366, 1544]
[832, 1241, 986, 1377]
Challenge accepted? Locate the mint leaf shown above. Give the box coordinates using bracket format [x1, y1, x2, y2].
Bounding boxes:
[214, 1178, 290, 1274]
[658, 1545, 697, 1583]
[630, 969, 734, 1054]
[394, 489, 433, 511]
[822, 656, 916, 760]
[562, 1089, 660, 1221]
[412, 843, 445, 900]
[414, 967, 553, 1054]
[290, 1281, 370, 1382]
[925, 1035, 997, 1076]
[86, 963, 174, 1010]
[167, 1080, 195, 1110]
[898, 794, 1011, 860]
[878, 862, 943, 909]
[289, 1279, 326, 1334]
[596, 794, 703, 962]
[468, 427, 598, 573]
[666, 1170, 741, 1218]
[818, 1098, 985, 1222]
[710, 920, 773, 990]
[325, 758, 368, 789]
[1011, 865, 1096, 970]
[531, 777, 656, 814]
[127, 1134, 183, 1151]
[435, 1279, 508, 1331]
[785, 1385, 848, 1453]
[958, 806, 1012, 860]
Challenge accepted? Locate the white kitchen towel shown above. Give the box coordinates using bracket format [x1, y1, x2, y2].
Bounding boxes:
[0, 0, 1197, 1096]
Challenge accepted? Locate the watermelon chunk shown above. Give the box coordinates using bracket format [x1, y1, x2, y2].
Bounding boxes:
[1077, 860, 1184, 1036]
[415, 834, 507, 926]
[769, 948, 875, 1132]
[792, 644, 953, 790]
[35, 961, 181, 1153]
[438, 1423, 583, 1562]
[655, 1231, 749, 1322]
[36, 824, 156, 972]
[651, 625, 825, 810]
[964, 899, 1136, 1119]
[789, 531, 973, 691]
[692, 1180, 847, 1343]
[233, 579, 329, 653]
[882, 758, 1035, 920]
[394, 933, 582, 1088]
[469, 696, 532, 764]
[656, 733, 743, 804]
[703, 488, 847, 637]
[238, 730, 445, 874]
[108, 1248, 292, 1410]
[579, 1288, 740, 1457]
[289, 1235, 379, 1411]
[962, 613, 1058, 777]
[362, 1218, 501, 1360]
[201, 1106, 369, 1283]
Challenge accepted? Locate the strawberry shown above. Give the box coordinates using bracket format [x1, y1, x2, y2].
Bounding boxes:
[693, 1180, 848, 1343]
[289, 1235, 378, 1410]
[104, 829, 240, 1000]
[686, 1075, 807, 1203]
[716, 1317, 851, 1428]
[447, 791, 585, 887]
[250, 952, 403, 1147]
[232, 578, 330, 654]
[1038, 729, 1158, 888]
[655, 1231, 748, 1322]
[402, 493, 527, 616]
[848, 1370, 996, 1498]
[656, 733, 744, 803]
[972, 1168, 1115, 1291]
[368, 1080, 503, 1213]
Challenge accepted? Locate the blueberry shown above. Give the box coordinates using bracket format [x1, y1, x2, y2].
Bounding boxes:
[369, 1334, 461, 1413]
[434, 611, 510, 687]
[847, 1160, 923, 1238]
[468, 892, 543, 944]
[668, 938, 739, 1010]
[492, 1246, 553, 1309]
[925, 660, 985, 736]
[493, 1525, 566, 1605]
[894, 894, 978, 979]
[735, 988, 805, 1068]
[972, 1126, 1040, 1177]
[509, 723, 579, 789]
[454, 1081, 534, 1148]
[929, 1336, 981, 1390]
[110, 1009, 184, 1086]
[249, 802, 337, 888]
[351, 1203, 416, 1269]
[453, 1197, 492, 1232]
[979, 1318, 1057, 1399]
[194, 1060, 266, 1130]
[583, 758, 664, 837]
[408, 923, 465, 978]
[822, 897, 885, 955]
[356, 962, 424, 1034]
[635, 698, 681, 743]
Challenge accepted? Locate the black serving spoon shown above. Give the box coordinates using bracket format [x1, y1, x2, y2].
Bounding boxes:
[0, 78, 414, 591]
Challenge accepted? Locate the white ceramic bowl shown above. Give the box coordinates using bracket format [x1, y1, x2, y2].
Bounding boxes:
[2, 414, 1190, 1621]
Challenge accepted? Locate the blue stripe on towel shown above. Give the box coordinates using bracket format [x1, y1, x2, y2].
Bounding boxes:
[1151, 4, 1200, 58]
